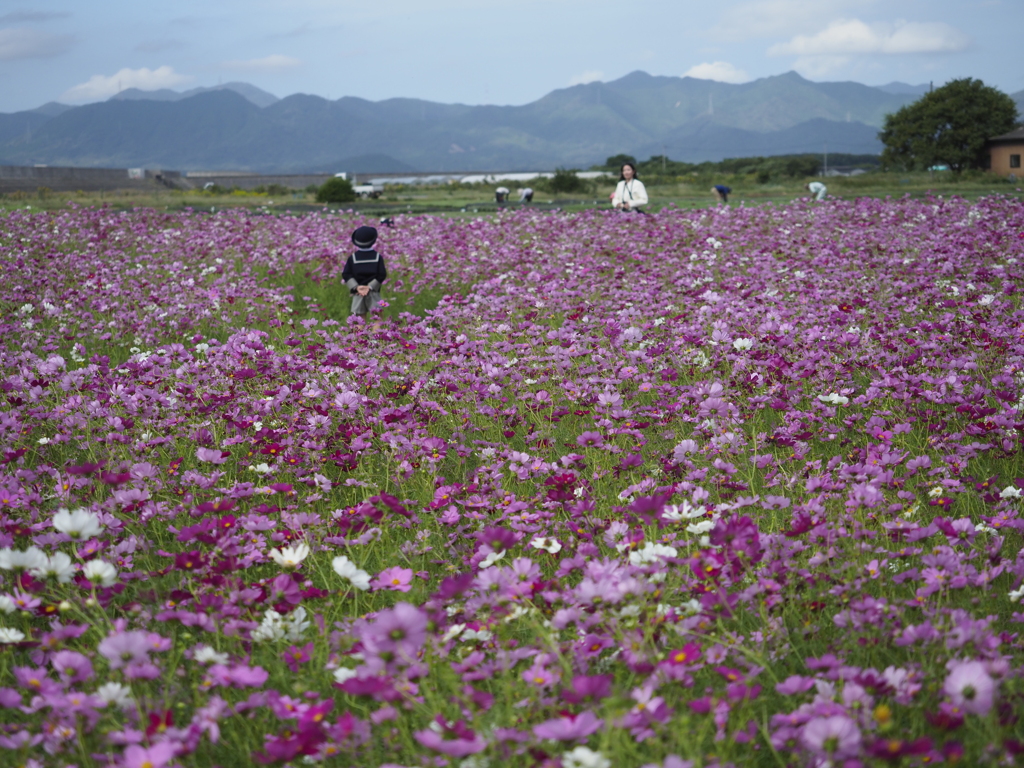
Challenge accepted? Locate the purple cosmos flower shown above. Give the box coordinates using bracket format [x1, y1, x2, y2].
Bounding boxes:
[363, 602, 428, 661]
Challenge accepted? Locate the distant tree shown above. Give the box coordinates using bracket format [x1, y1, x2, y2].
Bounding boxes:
[316, 177, 355, 203]
[604, 154, 637, 170]
[549, 168, 586, 194]
[879, 79, 1018, 173]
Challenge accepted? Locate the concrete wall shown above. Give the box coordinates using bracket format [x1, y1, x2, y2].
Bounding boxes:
[0, 165, 183, 193]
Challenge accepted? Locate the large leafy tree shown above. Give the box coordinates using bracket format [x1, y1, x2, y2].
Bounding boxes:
[879, 78, 1018, 173]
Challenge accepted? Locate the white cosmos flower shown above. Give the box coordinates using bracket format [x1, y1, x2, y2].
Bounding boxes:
[1000, 486, 1021, 499]
[530, 537, 562, 554]
[562, 746, 611, 768]
[817, 393, 849, 406]
[251, 609, 285, 642]
[0, 595, 15, 614]
[32, 552, 76, 583]
[0, 627, 26, 643]
[52, 507, 104, 540]
[479, 549, 506, 569]
[268, 542, 310, 569]
[252, 463, 272, 474]
[629, 542, 678, 566]
[686, 520, 715, 535]
[979, 294, 995, 306]
[81, 559, 118, 587]
[193, 645, 230, 665]
[663, 500, 705, 521]
[95, 682, 133, 708]
[332, 555, 371, 591]
[333, 667, 358, 684]
[0, 547, 48, 573]
[1010, 585, 1024, 603]
[442, 623, 466, 642]
[732, 338, 753, 351]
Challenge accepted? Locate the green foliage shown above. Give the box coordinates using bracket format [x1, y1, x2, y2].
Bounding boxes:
[591, 153, 875, 182]
[605, 153, 637, 169]
[315, 177, 356, 203]
[879, 78, 1019, 173]
[548, 168, 587, 194]
[253, 183, 289, 196]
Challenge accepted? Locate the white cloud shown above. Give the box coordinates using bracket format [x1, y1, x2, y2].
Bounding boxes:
[683, 61, 750, 84]
[791, 55, 852, 78]
[0, 27, 73, 60]
[222, 54, 301, 72]
[61, 66, 192, 103]
[568, 70, 604, 86]
[769, 19, 970, 56]
[713, 0, 867, 41]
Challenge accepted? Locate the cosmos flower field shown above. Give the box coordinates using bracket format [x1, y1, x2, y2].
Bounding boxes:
[2, 196, 1024, 768]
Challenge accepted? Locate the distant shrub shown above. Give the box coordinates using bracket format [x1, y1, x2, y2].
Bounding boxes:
[549, 168, 586, 194]
[37, 186, 51, 199]
[316, 178, 356, 204]
[304, 184, 319, 194]
[604, 153, 637, 170]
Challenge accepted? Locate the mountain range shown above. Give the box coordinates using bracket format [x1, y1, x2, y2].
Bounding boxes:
[1, 72, 1020, 173]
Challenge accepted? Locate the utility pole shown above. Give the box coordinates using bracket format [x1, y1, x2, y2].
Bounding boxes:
[824, 143, 828, 177]
[662, 145, 667, 173]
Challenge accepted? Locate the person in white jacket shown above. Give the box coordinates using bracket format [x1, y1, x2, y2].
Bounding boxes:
[611, 162, 648, 211]
[806, 181, 827, 201]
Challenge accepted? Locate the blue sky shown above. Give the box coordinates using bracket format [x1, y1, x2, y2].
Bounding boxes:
[0, 0, 1021, 113]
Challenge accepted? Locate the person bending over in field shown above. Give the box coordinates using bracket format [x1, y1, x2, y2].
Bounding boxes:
[805, 181, 827, 201]
[342, 225, 387, 318]
[712, 184, 731, 204]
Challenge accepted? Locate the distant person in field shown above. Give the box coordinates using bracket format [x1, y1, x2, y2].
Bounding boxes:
[495, 186, 509, 204]
[806, 181, 827, 201]
[519, 187, 534, 203]
[612, 162, 648, 212]
[342, 225, 387, 318]
[712, 184, 731, 203]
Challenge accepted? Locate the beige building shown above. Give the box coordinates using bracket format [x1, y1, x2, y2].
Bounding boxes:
[987, 127, 1024, 177]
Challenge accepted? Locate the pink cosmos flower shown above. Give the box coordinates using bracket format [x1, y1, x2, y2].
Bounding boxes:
[196, 447, 230, 464]
[414, 717, 487, 757]
[123, 742, 177, 768]
[532, 710, 603, 742]
[98, 631, 151, 669]
[372, 566, 413, 592]
[943, 660, 995, 715]
[800, 715, 861, 759]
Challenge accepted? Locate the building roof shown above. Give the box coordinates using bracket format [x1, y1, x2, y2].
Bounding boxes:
[989, 127, 1024, 142]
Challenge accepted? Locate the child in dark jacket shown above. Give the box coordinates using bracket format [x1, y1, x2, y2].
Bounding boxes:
[342, 225, 387, 317]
